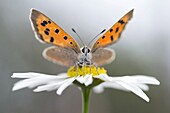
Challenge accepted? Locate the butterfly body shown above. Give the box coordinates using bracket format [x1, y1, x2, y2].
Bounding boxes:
[78, 47, 92, 66]
[30, 9, 133, 67]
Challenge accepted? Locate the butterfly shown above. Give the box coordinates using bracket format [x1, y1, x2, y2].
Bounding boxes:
[30, 8, 133, 67]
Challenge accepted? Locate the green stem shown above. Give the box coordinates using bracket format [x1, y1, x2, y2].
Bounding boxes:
[82, 87, 91, 113]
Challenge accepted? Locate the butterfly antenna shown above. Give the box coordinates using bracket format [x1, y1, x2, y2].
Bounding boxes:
[87, 29, 106, 46]
[72, 28, 85, 46]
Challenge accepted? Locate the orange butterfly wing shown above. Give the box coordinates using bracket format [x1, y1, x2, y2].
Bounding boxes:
[30, 9, 81, 53]
[92, 9, 134, 52]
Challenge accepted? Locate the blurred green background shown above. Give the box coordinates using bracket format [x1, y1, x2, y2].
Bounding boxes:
[0, 0, 169, 113]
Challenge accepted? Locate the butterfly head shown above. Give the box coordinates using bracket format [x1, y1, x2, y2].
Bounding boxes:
[81, 46, 91, 55]
[77, 46, 92, 65]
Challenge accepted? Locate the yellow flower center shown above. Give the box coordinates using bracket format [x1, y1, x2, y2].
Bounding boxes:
[67, 66, 107, 77]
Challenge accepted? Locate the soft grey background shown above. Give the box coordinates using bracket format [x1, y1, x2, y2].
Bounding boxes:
[0, 0, 169, 113]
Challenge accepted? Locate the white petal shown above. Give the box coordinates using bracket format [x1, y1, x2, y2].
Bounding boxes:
[94, 74, 112, 81]
[111, 76, 160, 85]
[93, 74, 160, 102]
[84, 74, 93, 86]
[93, 82, 129, 94]
[130, 75, 160, 85]
[76, 76, 85, 84]
[93, 84, 105, 93]
[33, 79, 69, 92]
[12, 73, 68, 91]
[136, 84, 149, 91]
[12, 72, 42, 78]
[116, 81, 150, 102]
[11, 72, 67, 78]
[75, 75, 93, 86]
[56, 77, 75, 95]
[34, 83, 60, 92]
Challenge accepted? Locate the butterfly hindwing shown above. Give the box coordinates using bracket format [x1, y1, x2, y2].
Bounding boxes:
[30, 9, 81, 53]
[92, 48, 116, 66]
[92, 9, 134, 52]
[43, 46, 78, 67]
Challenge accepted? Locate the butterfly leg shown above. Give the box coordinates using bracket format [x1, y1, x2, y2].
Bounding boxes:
[76, 61, 85, 76]
[89, 61, 93, 74]
[75, 61, 80, 76]
[82, 61, 85, 75]
[93, 62, 99, 75]
[89, 60, 99, 75]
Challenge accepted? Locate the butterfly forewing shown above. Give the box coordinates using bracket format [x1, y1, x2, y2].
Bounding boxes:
[30, 9, 81, 53]
[92, 9, 134, 52]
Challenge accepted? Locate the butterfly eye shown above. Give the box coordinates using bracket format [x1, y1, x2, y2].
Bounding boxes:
[82, 47, 85, 53]
[87, 48, 90, 53]
[81, 47, 90, 53]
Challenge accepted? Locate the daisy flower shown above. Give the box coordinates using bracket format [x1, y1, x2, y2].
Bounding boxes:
[12, 66, 160, 102]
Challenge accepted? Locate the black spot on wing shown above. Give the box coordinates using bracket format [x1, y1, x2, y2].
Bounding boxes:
[43, 21, 48, 25]
[102, 36, 105, 39]
[110, 35, 114, 41]
[64, 36, 68, 40]
[41, 23, 45, 27]
[118, 20, 125, 25]
[41, 21, 48, 27]
[50, 37, 54, 42]
[48, 20, 51, 24]
[46, 28, 50, 31]
[55, 29, 59, 34]
[44, 30, 49, 35]
[110, 28, 113, 32]
[115, 27, 119, 33]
